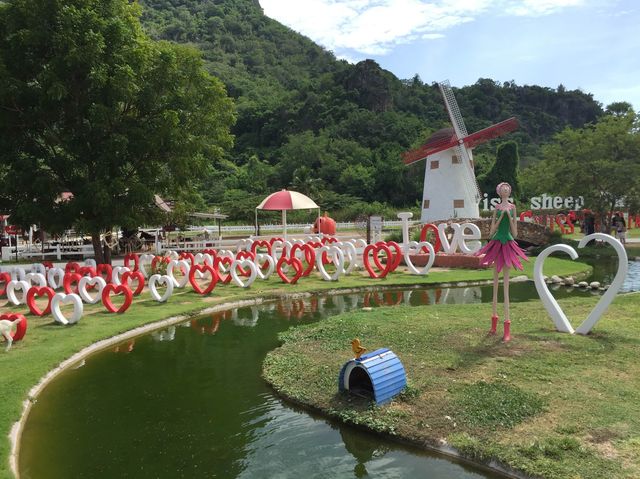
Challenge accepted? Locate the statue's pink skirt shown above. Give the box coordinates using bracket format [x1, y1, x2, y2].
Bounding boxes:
[475, 240, 528, 273]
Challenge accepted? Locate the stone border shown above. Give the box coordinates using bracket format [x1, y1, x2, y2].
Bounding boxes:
[8, 274, 594, 479]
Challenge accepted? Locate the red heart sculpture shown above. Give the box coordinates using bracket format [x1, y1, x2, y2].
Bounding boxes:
[96, 264, 113, 283]
[65, 262, 81, 274]
[363, 244, 393, 279]
[78, 266, 97, 278]
[269, 237, 284, 246]
[188, 264, 219, 295]
[63, 273, 83, 294]
[121, 270, 145, 296]
[321, 236, 338, 245]
[236, 251, 256, 276]
[42, 261, 54, 270]
[290, 244, 316, 277]
[102, 284, 133, 313]
[276, 257, 303, 284]
[124, 253, 140, 272]
[0, 313, 28, 341]
[250, 240, 272, 256]
[307, 241, 323, 249]
[179, 252, 196, 267]
[202, 249, 217, 259]
[26, 286, 55, 316]
[0, 272, 11, 296]
[376, 241, 402, 272]
[214, 257, 233, 284]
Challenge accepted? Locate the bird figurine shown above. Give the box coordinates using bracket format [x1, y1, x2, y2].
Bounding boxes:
[351, 338, 367, 359]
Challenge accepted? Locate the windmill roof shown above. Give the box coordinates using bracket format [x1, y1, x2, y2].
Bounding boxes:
[424, 127, 456, 148]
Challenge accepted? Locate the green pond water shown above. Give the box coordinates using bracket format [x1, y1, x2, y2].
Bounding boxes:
[18, 258, 640, 479]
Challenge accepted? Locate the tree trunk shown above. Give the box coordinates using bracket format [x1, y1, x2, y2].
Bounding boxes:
[92, 233, 105, 265]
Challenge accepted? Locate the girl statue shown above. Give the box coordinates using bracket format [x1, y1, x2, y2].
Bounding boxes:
[475, 182, 528, 341]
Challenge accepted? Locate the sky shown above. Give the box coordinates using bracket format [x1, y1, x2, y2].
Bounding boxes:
[260, 0, 640, 110]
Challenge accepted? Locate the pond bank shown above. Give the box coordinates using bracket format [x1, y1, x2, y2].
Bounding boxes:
[263, 294, 640, 479]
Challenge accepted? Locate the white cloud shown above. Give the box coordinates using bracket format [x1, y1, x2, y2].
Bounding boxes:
[261, 0, 587, 55]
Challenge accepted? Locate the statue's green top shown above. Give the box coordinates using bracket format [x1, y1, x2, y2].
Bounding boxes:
[493, 209, 514, 244]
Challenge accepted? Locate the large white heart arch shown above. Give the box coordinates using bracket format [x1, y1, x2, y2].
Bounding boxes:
[534, 233, 627, 335]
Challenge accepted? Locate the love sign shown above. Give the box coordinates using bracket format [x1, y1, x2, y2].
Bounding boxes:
[534, 233, 627, 335]
[419, 222, 482, 254]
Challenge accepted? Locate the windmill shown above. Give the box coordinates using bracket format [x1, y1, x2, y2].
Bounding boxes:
[402, 80, 518, 223]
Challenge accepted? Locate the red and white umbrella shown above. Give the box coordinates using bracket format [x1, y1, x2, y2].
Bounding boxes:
[256, 190, 320, 240]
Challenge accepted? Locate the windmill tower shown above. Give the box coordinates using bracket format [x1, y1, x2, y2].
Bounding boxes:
[402, 80, 518, 223]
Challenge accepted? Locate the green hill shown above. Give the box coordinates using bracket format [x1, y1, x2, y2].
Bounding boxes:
[139, 0, 604, 220]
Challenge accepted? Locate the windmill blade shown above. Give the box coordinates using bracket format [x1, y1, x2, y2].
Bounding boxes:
[456, 143, 481, 203]
[439, 80, 468, 139]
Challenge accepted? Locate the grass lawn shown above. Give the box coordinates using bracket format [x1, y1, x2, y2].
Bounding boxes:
[263, 293, 640, 479]
[0, 257, 590, 479]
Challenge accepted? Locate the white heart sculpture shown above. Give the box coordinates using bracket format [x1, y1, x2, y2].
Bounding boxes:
[203, 253, 214, 267]
[30, 263, 46, 276]
[336, 242, 357, 275]
[534, 233, 628, 335]
[254, 254, 275, 280]
[316, 246, 345, 281]
[148, 274, 174, 302]
[404, 241, 436, 275]
[166, 251, 179, 261]
[167, 260, 191, 288]
[230, 259, 258, 288]
[24, 272, 47, 287]
[6, 280, 30, 305]
[78, 276, 107, 304]
[84, 258, 97, 268]
[270, 241, 284, 257]
[51, 293, 83, 325]
[111, 266, 130, 286]
[10, 267, 26, 282]
[282, 241, 293, 257]
[139, 254, 156, 279]
[47, 267, 65, 289]
[194, 253, 206, 265]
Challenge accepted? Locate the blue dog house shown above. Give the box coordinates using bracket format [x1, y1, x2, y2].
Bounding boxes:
[338, 348, 407, 405]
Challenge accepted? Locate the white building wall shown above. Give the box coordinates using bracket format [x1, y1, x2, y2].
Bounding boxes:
[420, 147, 480, 223]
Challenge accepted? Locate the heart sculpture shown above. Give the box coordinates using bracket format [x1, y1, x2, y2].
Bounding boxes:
[404, 241, 436, 275]
[123, 253, 140, 272]
[148, 274, 174, 302]
[65, 262, 81, 274]
[84, 258, 97, 269]
[151, 256, 171, 274]
[7, 280, 30, 305]
[9, 267, 26, 282]
[167, 260, 191, 288]
[276, 257, 303, 284]
[26, 286, 55, 316]
[230, 259, 258, 288]
[534, 233, 628, 335]
[188, 264, 219, 295]
[321, 236, 338, 245]
[373, 241, 402, 273]
[78, 276, 107, 304]
[78, 266, 97, 278]
[316, 246, 345, 281]
[166, 250, 179, 261]
[336, 242, 357, 275]
[63, 273, 83, 294]
[24, 272, 46, 288]
[30, 263, 46, 276]
[138, 254, 156, 279]
[235, 251, 256, 276]
[214, 256, 233, 284]
[111, 266, 130, 286]
[270, 240, 284, 258]
[102, 284, 133, 314]
[96, 264, 113, 283]
[290, 244, 316, 277]
[0, 272, 12, 296]
[178, 252, 196, 267]
[254, 254, 275, 280]
[363, 244, 393, 279]
[251, 240, 272, 256]
[0, 313, 28, 341]
[121, 271, 145, 296]
[46, 267, 65, 289]
[194, 253, 207, 266]
[51, 293, 83, 325]
[203, 253, 215, 267]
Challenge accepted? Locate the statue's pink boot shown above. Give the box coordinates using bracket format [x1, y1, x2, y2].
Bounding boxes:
[489, 315, 499, 335]
[502, 320, 512, 342]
